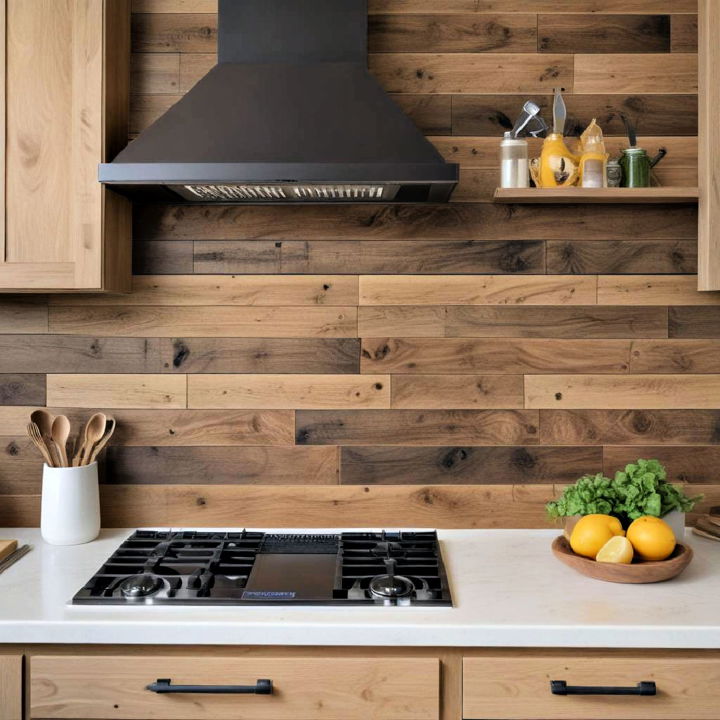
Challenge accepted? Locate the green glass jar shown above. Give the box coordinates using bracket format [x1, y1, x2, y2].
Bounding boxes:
[619, 147, 651, 188]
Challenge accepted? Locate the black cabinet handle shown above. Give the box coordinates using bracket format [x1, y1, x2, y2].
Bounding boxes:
[551, 680, 656, 696]
[147, 678, 273, 695]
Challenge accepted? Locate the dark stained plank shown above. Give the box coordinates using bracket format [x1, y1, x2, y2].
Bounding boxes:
[193, 240, 545, 274]
[160, 338, 360, 373]
[340, 446, 601, 485]
[0, 438, 42, 494]
[671, 13, 698, 52]
[132, 13, 216, 52]
[296, 409, 540, 446]
[0, 336, 162, 374]
[135, 203, 698, 241]
[133, 240, 194, 274]
[628, 340, 720, 373]
[540, 409, 720, 445]
[669, 307, 720, 338]
[0, 299, 48, 334]
[0, 375, 45, 406]
[368, 14, 537, 53]
[391, 94, 452, 135]
[446, 306, 668, 339]
[538, 14, 670, 54]
[103, 446, 338, 484]
[603, 445, 720, 483]
[451, 94, 698, 136]
[546, 240, 697, 275]
[361, 338, 631, 374]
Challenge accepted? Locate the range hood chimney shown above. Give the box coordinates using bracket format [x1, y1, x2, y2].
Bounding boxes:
[100, 0, 458, 204]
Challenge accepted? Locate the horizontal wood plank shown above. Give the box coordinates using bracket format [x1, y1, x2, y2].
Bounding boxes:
[296, 409, 540, 446]
[46, 374, 187, 409]
[131, 52, 179, 93]
[359, 306, 447, 337]
[162, 338, 360, 374]
[361, 338, 631, 374]
[0, 300, 48, 333]
[188, 374, 391, 409]
[132, 12, 216, 52]
[391, 374, 524, 409]
[671, 13, 698, 52]
[538, 14, 671, 53]
[0, 375, 45, 406]
[603, 445, 720, 483]
[525, 374, 720, 409]
[574, 53, 697, 93]
[133, 240, 194, 274]
[628, 339, 720, 373]
[341, 446, 601, 485]
[669, 306, 720, 337]
[598, 275, 720, 305]
[48, 306, 358, 337]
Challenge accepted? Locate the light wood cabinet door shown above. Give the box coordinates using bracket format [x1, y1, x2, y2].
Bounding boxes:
[463, 653, 720, 720]
[30, 654, 440, 719]
[0, 0, 131, 293]
[0, 655, 22, 720]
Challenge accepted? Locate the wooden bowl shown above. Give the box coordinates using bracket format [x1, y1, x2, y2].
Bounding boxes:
[551, 536, 693, 584]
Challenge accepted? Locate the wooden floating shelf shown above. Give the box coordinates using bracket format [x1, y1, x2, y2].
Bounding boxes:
[493, 187, 700, 204]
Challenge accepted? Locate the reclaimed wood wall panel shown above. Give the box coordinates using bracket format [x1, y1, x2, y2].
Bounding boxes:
[0, 1, 710, 528]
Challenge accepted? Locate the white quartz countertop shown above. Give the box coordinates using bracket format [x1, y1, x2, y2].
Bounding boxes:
[1, 527, 719, 647]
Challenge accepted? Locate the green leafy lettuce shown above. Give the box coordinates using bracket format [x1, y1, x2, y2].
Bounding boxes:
[546, 459, 702, 521]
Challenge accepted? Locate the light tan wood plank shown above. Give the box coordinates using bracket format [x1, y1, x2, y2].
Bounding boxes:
[392, 375, 524, 409]
[132, 0, 216, 10]
[359, 276, 597, 306]
[48, 306, 358, 337]
[46, 374, 187, 409]
[189, 375, 391, 409]
[50, 275, 359, 306]
[369, 53, 574, 93]
[574, 53, 698, 93]
[131, 52, 179, 94]
[598, 275, 720, 305]
[699, 0, 720, 289]
[0, 407, 294, 446]
[358, 306, 446, 337]
[494, 187, 699, 204]
[0, 656, 21, 720]
[525, 374, 720, 409]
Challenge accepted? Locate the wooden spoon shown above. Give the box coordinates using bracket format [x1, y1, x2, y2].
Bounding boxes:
[50, 415, 71, 467]
[30, 409, 58, 466]
[74, 412, 106, 467]
[27, 422, 54, 466]
[87, 417, 116, 464]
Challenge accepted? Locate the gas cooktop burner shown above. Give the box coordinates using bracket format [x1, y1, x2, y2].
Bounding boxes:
[72, 530, 452, 607]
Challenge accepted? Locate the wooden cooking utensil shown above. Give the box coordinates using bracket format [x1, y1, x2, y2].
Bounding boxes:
[0, 540, 17, 563]
[51, 414, 71, 467]
[27, 422, 55, 466]
[73, 412, 106, 467]
[87, 417, 116, 465]
[30, 409, 59, 466]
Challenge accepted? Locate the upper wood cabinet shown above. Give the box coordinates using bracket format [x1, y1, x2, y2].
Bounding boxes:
[699, 0, 720, 291]
[0, 0, 131, 293]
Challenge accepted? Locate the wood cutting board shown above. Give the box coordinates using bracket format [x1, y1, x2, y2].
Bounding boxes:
[0, 540, 17, 562]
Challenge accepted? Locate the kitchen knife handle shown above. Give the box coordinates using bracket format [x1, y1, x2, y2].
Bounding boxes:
[147, 678, 272, 694]
[551, 680, 656, 696]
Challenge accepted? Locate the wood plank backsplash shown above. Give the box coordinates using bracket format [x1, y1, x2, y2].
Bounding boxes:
[0, 0, 714, 529]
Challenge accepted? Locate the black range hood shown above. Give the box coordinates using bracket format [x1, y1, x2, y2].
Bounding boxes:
[100, 0, 458, 204]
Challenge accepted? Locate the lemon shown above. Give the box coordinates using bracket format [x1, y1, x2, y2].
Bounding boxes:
[596, 535, 634, 564]
[570, 514, 625, 559]
[626, 516, 676, 561]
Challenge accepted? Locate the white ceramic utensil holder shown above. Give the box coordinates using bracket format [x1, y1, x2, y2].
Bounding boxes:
[41, 463, 100, 545]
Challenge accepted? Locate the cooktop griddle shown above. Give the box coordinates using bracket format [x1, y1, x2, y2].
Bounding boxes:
[72, 530, 453, 606]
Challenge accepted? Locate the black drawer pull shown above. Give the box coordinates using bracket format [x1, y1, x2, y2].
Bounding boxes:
[551, 680, 656, 696]
[147, 678, 273, 695]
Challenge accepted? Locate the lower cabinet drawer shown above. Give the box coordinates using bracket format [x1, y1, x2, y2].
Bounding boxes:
[31, 654, 440, 720]
[463, 653, 720, 720]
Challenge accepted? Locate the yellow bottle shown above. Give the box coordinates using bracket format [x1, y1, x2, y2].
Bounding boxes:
[531, 133, 579, 188]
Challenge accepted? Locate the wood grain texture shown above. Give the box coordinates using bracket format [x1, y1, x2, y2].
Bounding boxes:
[46, 374, 186, 409]
[603, 445, 720, 483]
[669, 306, 720, 338]
[538, 14, 670, 53]
[359, 275, 597, 305]
[598, 276, 720, 305]
[193, 240, 546, 274]
[105, 446, 339, 485]
[391, 374, 524, 409]
[361, 338, 631, 374]
[359, 306, 447, 337]
[574, 53, 697, 93]
[0, 655, 21, 720]
[525, 374, 720, 409]
[133, 240, 194, 274]
[546, 241, 697, 274]
[539, 409, 720, 445]
[188, 375, 391, 409]
[162, 338, 360, 374]
[445, 306, 668, 338]
[296, 409, 540, 446]
[340, 446, 601, 485]
[0, 374, 45, 406]
[132, 12, 216, 52]
[48, 306, 358, 338]
[628, 339, 720, 373]
[672, 13, 698, 52]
